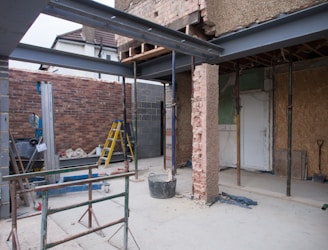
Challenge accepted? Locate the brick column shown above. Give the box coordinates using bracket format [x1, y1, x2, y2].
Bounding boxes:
[0, 56, 10, 218]
[191, 63, 219, 203]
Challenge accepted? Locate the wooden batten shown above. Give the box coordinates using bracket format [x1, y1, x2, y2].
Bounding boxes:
[121, 46, 170, 63]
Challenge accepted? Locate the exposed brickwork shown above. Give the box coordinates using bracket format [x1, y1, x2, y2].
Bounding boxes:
[9, 69, 132, 155]
[165, 85, 173, 168]
[191, 64, 219, 203]
[116, 0, 203, 47]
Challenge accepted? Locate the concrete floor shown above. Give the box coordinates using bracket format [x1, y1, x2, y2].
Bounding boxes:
[1, 156, 327, 249]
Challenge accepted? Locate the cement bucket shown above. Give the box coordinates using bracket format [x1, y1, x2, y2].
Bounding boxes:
[148, 173, 176, 199]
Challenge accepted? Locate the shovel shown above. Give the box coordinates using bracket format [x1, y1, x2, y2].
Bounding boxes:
[313, 139, 326, 183]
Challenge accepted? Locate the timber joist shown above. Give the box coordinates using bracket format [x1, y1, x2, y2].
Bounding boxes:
[120, 24, 208, 64]
[120, 43, 170, 63]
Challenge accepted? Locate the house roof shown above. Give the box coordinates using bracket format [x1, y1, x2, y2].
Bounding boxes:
[55, 28, 116, 48]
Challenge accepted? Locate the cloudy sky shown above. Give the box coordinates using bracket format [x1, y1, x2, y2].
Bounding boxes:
[10, 0, 114, 69]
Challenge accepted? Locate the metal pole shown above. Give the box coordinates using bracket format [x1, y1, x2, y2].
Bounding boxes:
[88, 167, 92, 227]
[123, 175, 129, 250]
[122, 77, 129, 172]
[286, 59, 293, 196]
[10, 181, 18, 250]
[235, 64, 241, 186]
[171, 50, 176, 176]
[163, 83, 166, 170]
[133, 61, 138, 179]
[41, 82, 58, 184]
[40, 191, 49, 250]
[191, 56, 195, 197]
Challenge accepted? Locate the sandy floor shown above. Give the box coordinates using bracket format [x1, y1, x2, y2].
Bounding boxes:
[1, 157, 327, 249]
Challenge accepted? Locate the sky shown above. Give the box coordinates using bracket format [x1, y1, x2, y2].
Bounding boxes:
[9, 0, 115, 69]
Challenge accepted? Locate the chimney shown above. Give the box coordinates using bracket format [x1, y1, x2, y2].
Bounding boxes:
[82, 25, 96, 43]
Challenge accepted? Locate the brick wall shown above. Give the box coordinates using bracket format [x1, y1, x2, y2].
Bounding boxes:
[116, 0, 203, 47]
[9, 69, 132, 155]
[191, 64, 219, 203]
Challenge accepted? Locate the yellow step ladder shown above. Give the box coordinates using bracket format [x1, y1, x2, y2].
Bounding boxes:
[97, 120, 134, 167]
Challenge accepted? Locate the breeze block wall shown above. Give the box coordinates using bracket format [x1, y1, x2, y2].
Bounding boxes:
[9, 69, 132, 155]
[136, 82, 164, 158]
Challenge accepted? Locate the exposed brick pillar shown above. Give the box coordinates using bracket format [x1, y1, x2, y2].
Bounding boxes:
[0, 56, 10, 218]
[191, 63, 219, 203]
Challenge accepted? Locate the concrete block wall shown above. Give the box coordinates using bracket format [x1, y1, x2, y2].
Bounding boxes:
[9, 69, 132, 155]
[0, 57, 10, 218]
[136, 82, 164, 158]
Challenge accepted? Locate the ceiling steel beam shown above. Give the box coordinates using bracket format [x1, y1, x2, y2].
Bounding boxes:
[10, 44, 134, 77]
[139, 2, 328, 79]
[0, 0, 48, 56]
[209, 1, 328, 64]
[43, 0, 223, 60]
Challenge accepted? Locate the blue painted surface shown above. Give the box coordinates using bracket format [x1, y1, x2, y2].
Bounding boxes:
[36, 173, 102, 196]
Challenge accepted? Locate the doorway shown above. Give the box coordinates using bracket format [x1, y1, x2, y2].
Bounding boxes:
[240, 91, 271, 171]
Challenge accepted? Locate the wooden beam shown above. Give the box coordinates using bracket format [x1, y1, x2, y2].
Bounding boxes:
[122, 46, 170, 63]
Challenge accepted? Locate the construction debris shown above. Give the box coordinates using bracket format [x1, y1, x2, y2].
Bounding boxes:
[210, 192, 258, 209]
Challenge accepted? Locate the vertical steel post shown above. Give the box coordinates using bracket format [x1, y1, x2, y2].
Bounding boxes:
[10, 181, 18, 250]
[40, 191, 49, 250]
[235, 65, 241, 186]
[163, 83, 166, 170]
[122, 77, 129, 171]
[41, 82, 58, 184]
[286, 59, 293, 196]
[88, 167, 92, 227]
[171, 50, 176, 176]
[133, 61, 138, 179]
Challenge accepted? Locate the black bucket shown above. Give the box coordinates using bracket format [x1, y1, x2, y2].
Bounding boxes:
[148, 173, 177, 199]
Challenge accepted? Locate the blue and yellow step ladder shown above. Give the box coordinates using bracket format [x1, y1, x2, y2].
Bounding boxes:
[97, 120, 134, 167]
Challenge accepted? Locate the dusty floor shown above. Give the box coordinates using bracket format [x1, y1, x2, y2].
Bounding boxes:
[1, 157, 327, 249]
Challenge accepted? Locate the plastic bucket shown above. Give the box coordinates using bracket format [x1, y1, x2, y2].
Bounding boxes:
[148, 173, 176, 199]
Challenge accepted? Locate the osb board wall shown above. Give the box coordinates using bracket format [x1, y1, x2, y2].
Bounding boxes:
[205, 0, 326, 36]
[115, 0, 202, 47]
[176, 72, 193, 166]
[274, 66, 328, 177]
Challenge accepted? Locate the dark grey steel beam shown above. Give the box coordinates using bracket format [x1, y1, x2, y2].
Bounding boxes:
[138, 53, 202, 81]
[139, 2, 328, 79]
[210, 1, 328, 63]
[0, 0, 48, 56]
[10, 44, 134, 77]
[43, 0, 222, 60]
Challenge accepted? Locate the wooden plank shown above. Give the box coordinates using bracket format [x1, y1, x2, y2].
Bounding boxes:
[275, 149, 307, 180]
[9, 146, 30, 206]
[122, 46, 170, 63]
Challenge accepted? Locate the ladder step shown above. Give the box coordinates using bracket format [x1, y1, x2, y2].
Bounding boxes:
[98, 120, 134, 167]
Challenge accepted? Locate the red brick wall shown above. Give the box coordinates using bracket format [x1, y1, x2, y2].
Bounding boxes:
[9, 69, 131, 155]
